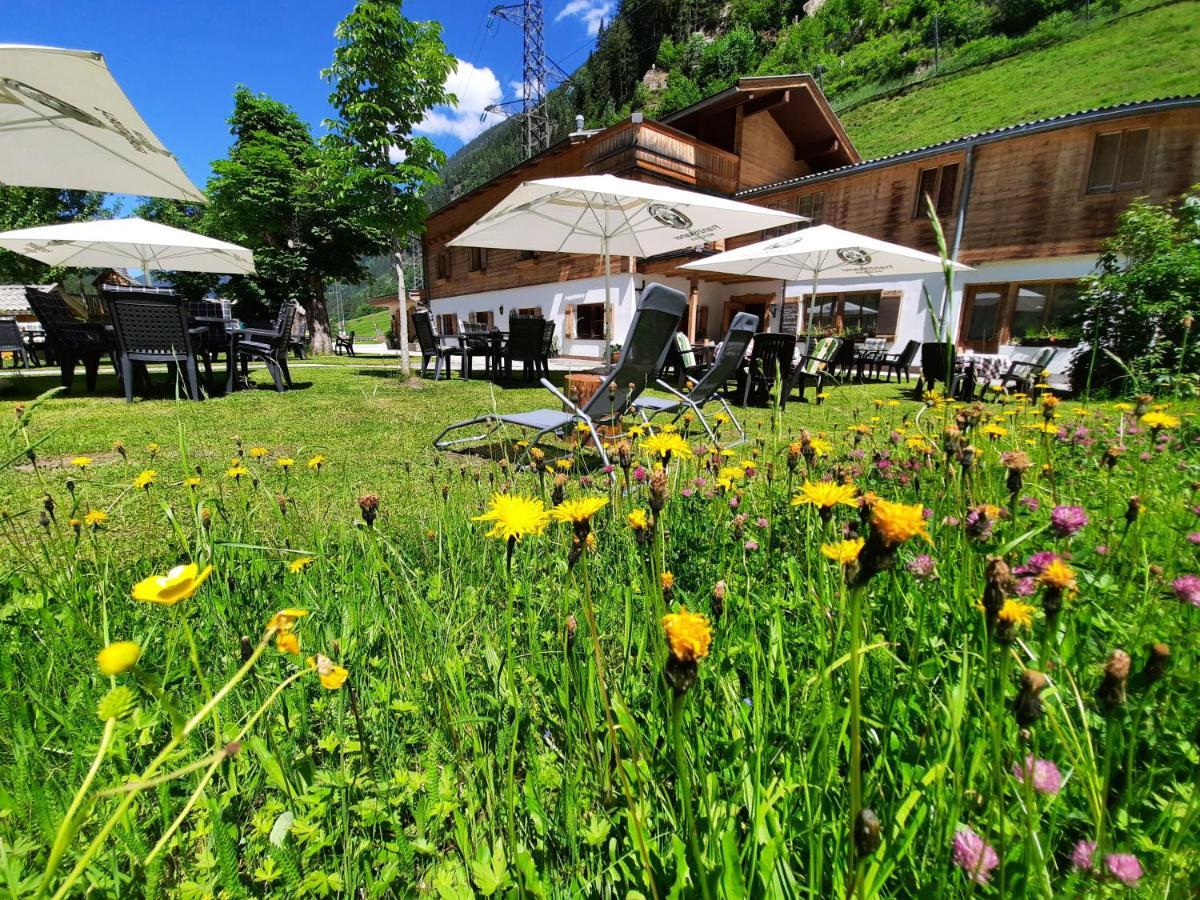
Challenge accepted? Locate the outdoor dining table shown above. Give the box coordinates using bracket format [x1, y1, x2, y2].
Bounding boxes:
[193, 315, 245, 394]
[955, 351, 1008, 398]
[454, 330, 508, 380]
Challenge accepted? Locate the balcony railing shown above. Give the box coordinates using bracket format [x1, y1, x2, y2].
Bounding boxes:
[582, 122, 739, 196]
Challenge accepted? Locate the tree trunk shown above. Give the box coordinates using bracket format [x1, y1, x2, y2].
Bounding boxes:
[394, 246, 411, 377]
[306, 273, 333, 355]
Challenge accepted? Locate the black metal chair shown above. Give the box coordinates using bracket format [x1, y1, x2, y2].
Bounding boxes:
[738, 332, 797, 408]
[873, 339, 920, 383]
[540, 320, 556, 375]
[787, 336, 842, 404]
[505, 316, 547, 381]
[413, 308, 461, 380]
[0, 318, 32, 369]
[335, 331, 356, 356]
[106, 293, 210, 402]
[25, 287, 118, 391]
[989, 346, 1056, 397]
[235, 301, 297, 392]
[916, 342, 961, 397]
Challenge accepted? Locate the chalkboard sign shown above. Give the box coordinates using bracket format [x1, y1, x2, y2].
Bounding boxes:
[779, 299, 800, 334]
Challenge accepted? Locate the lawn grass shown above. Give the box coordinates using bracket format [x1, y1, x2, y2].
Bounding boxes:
[340, 308, 392, 340]
[840, 0, 1200, 159]
[1, 361, 1197, 896]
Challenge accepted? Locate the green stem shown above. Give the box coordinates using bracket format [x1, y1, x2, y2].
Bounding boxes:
[847, 582, 865, 899]
[672, 692, 712, 900]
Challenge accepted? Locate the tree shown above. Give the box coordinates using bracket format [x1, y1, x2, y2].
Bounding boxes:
[1070, 186, 1200, 395]
[0, 187, 107, 284]
[134, 197, 220, 301]
[206, 88, 387, 353]
[323, 0, 456, 374]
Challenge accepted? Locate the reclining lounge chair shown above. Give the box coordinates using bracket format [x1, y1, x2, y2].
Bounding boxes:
[433, 283, 686, 467]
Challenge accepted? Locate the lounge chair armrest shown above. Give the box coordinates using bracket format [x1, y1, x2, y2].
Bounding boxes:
[239, 327, 280, 339]
[539, 377, 585, 417]
[654, 378, 691, 402]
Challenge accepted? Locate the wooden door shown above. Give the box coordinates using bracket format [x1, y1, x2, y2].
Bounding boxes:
[959, 284, 1006, 353]
[725, 293, 773, 334]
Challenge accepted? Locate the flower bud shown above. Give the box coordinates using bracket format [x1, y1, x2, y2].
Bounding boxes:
[712, 580, 726, 620]
[358, 494, 379, 526]
[1140, 642, 1169, 686]
[1014, 669, 1047, 727]
[649, 467, 669, 512]
[1098, 649, 1130, 711]
[854, 808, 882, 856]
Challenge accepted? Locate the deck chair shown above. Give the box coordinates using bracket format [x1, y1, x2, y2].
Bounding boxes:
[633, 312, 758, 446]
[787, 336, 841, 405]
[433, 283, 686, 467]
[988, 346, 1056, 397]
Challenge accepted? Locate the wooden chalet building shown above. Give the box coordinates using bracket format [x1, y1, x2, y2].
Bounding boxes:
[423, 77, 1200, 370]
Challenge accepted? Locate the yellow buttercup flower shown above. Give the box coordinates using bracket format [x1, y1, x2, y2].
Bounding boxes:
[997, 599, 1036, 629]
[662, 607, 711, 662]
[642, 432, 692, 461]
[133, 469, 157, 490]
[552, 496, 609, 524]
[627, 509, 651, 531]
[71, 456, 92, 469]
[473, 493, 550, 542]
[276, 632, 300, 654]
[83, 509, 108, 528]
[791, 480, 858, 510]
[289, 556, 314, 573]
[249, 446, 268, 459]
[821, 537, 865, 565]
[131, 563, 212, 605]
[226, 465, 250, 480]
[309, 654, 349, 690]
[1140, 411, 1180, 430]
[277, 457, 295, 470]
[267, 608, 309, 634]
[96, 641, 141, 675]
[307, 454, 326, 470]
[870, 498, 931, 546]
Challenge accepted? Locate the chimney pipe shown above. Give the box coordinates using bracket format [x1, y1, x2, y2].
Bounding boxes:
[575, 114, 585, 131]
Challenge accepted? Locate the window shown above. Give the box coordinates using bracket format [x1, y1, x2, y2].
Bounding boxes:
[436, 313, 457, 335]
[841, 292, 880, 333]
[762, 197, 795, 240]
[469, 310, 494, 329]
[468, 247, 487, 272]
[802, 291, 886, 335]
[512, 306, 542, 318]
[575, 303, 605, 340]
[1087, 128, 1150, 194]
[796, 192, 825, 229]
[435, 251, 451, 280]
[1010, 281, 1081, 339]
[913, 163, 960, 220]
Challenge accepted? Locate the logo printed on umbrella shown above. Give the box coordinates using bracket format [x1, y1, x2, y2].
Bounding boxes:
[837, 247, 873, 266]
[648, 204, 693, 230]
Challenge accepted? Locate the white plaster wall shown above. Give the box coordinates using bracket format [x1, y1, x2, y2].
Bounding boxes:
[429, 274, 638, 360]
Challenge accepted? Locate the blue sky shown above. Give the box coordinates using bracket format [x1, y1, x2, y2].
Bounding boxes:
[6, 0, 610, 188]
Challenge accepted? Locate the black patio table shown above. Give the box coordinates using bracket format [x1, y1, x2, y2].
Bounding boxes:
[192, 315, 244, 394]
[455, 330, 508, 380]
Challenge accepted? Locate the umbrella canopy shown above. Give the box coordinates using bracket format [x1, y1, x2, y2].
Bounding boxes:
[681, 224, 969, 335]
[0, 44, 205, 201]
[0, 217, 255, 278]
[449, 174, 801, 346]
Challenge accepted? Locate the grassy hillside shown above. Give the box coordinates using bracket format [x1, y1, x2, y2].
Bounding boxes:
[840, 0, 1200, 159]
[342, 308, 392, 339]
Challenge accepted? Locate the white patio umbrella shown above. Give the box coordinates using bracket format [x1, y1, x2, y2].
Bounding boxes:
[448, 174, 801, 347]
[0, 217, 255, 283]
[0, 44, 205, 201]
[681, 224, 969, 336]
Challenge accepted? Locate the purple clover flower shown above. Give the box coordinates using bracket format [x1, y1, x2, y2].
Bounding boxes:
[951, 827, 999, 884]
[1071, 840, 1095, 871]
[1187, 532, 1200, 545]
[1016, 550, 1059, 577]
[1020, 495, 1041, 513]
[1171, 574, 1200, 607]
[1011, 756, 1062, 795]
[1050, 505, 1088, 537]
[1105, 853, 1143, 886]
[907, 554, 936, 580]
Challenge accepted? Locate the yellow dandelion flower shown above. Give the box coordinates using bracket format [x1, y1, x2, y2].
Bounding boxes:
[848, 423, 873, 435]
[661, 570, 675, 591]
[96, 641, 140, 675]
[870, 498, 931, 546]
[83, 509, 108, 528]
[791, 480, 858, 510]
[574, 421, 591, 434]
[1113, 402, 1134, 412]
[276, 632, 300, 654]
[906, 437, 934, 453]
[981, 423, 1008, 439]
[713, 412, 729, 426]
[307, 454, 326, 470]
[71, 456, 93, 469]
[1140, 411, 1180, 430]
[627, 424, 645, 438]
[1039, 559, 1077, 592]
[551, 496, 609, 524]
[642, 432, 692, 461]
[133, 469, 157, 490]
[473, 493, 550, 542]
[555, 457, 574, 471]
[249, 446, 268, 459]
[821, 537, 865, 565]
[809, 436, 833, 457]
[183, 476, 201, 489]
[627, 509, 651, 530]
[226, 465, 250, 480]
[277, 457, 295, 470]
[131, 562, 212, 605]
[308, 654, 348, 690]
[662, 607, 711, 662]
[289, 556, 314, 573]
[998, 599, 1036, 629]
[886, 400, 901, 408]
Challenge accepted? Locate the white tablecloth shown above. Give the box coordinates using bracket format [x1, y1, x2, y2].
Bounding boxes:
[956, 353, 1008, 384]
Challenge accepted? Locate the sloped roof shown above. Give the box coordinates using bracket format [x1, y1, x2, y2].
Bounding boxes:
[0, 284, 39, 315]
[736, 95, 1200, 198]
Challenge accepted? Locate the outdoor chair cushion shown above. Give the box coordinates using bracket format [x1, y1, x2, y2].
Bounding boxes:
[674, 332, 696, 369]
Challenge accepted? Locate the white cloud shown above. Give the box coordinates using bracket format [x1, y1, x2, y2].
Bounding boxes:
[555, 0, 611, 37]
[509, 76, 546, 102]
[415, 59, 506, 144]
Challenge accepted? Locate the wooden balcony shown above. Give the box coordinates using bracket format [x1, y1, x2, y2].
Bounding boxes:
[581, 121, 739, 196]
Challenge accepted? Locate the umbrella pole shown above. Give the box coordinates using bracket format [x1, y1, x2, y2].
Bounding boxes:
[603, 233, 611, 363]
[142, 257, 153, 287]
